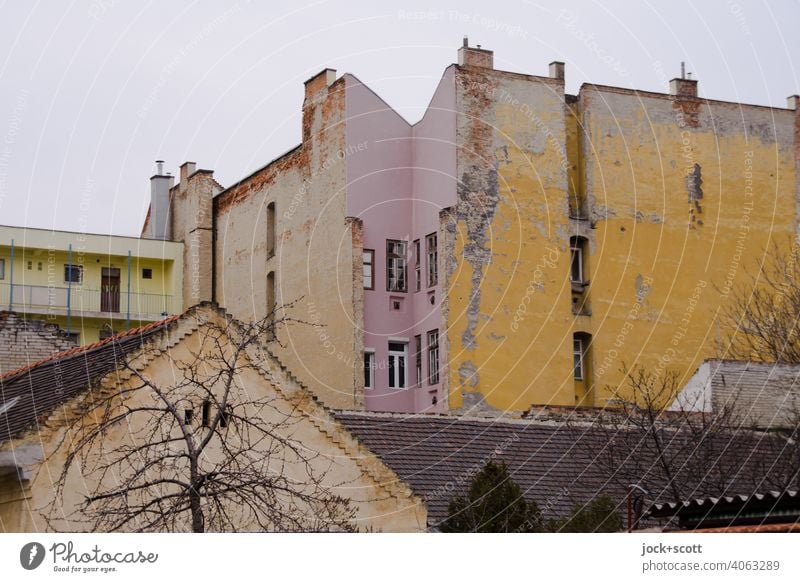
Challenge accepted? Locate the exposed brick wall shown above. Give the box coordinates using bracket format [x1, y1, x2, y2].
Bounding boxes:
[0, 312, 76, 375]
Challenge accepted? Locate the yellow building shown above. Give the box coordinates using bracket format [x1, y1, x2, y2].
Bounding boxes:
[0, 225, 183, 344]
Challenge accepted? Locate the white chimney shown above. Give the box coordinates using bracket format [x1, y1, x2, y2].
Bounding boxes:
[150, 160, 172, 240]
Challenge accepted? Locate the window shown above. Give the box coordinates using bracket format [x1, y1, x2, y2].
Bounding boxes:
[267, 202, 276, 257]
[37, 262, 42, 271]
[427, 330, 440, 385]
[414, 335, 422, 386]
[426, 233, 438, 287]
[27, 260, 32, 270]
[219, 406, 229, 428]
[202, 400, 211, 427]
[364, 350, 375, 389]
[388, 341, 407, 389]
[414, 239, 421, 292]
[570, 237, 587, 284]
[573, 337, 585, 380]
[386, 240, 407, 292]
[184, 408, 194, 425]
[142, 268, 153, 279]
[267, 271, 276, 315]
[363, 250, 374, 290]
[0, 258, 4, 279]
[64, 264, 83, 284]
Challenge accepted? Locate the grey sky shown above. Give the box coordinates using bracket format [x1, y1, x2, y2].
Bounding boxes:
[0, 0, 797, 237]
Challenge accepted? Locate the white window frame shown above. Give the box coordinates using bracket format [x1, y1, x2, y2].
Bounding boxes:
[64, 263, 83, 285]
[364, 349, 375, 389]
[573, 337, 584, 380]
[427, 329, 440, 385]
[570, 239, 584, 284]
[388, 341, 408, 389]
[426, 233, 438, 287]
[387, 240, 407, 292]
[414, 334, 422, 386]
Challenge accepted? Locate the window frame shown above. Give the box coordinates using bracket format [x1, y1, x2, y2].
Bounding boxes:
[573, 337, 585, 380]
[414, 334, 423, 386]
[64, 263, 83, 285]
[427, 329, 440, 385]
[426, 233, 438, 287]
[0, 258, 4, 280]
[364, 349, 375, 389]
[386, 240, 408, 293]
[570, 237, 586, 284]
[414, 239, 421, 292]
[388, 341, 408, 389]
[363, 249, 375, 290]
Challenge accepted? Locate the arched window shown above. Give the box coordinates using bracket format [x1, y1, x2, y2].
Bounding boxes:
[573, 331, 593, 406]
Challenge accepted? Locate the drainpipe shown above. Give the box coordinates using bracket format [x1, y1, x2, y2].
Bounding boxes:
[8, 239, 13, 310]
[66, 243, 72, 335]
[126, 250, 131, 330]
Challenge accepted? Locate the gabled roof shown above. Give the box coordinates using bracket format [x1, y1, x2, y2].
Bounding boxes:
[0, 314, 181, 444]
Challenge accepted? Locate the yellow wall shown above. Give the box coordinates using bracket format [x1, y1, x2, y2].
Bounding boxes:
[445, 70, 798, 412]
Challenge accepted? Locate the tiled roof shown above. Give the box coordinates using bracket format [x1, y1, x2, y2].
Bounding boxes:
[0, 315, 181, 444]
[649, 489, 799, 516]
[335, 411, 794, 527]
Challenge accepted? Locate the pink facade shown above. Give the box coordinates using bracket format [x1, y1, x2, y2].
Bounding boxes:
[345, 69, 457, 413]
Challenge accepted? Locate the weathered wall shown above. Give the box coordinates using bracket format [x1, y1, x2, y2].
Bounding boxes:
[446, 62, 575, 412]
[582, 86, 797, 405]
[0, 312, 75, 375]
[0, 310, 427, 532]
[213, 72, 358, 410]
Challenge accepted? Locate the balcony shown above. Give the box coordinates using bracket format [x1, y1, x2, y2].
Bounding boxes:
[0, 283, 175, 321]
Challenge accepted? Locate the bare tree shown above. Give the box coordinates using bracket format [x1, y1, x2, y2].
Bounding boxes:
[45, 306, 355, 532]
[580, 365, 798, 527]
[723, 240, 800, 363]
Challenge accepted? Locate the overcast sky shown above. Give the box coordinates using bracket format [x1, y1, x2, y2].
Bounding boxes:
[0, 0, 797, 237]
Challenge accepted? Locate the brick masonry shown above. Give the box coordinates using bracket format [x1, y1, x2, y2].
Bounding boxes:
[0, 311, 76, 376]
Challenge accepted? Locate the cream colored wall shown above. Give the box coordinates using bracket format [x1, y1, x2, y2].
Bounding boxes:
[213, 76, 360, 410]
[0, 311, 425, 532]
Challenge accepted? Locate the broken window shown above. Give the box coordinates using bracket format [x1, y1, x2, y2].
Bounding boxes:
[363, 250, 374, 290]
[386, 240, 407, 292]
[426, 233, 438, 287]
[427, 330, 440, 385]
[388, 341, 407, 389]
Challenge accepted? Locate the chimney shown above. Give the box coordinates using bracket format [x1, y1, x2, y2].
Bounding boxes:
[787, 95, 799, 110]
[669, 77, 698, 98]
[304, 68, 337, 103]
[149, 160, 172, 240]
[180, 161, 197, 186]
[549, 61, 565, 81]
[457, 39, 493, 69]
